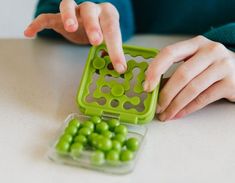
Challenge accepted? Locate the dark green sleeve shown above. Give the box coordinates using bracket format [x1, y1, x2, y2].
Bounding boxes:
[204, 23, 235, 51]
[35, 0, 135, 41]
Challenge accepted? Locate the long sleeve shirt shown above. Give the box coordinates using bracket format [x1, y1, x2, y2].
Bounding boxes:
[35, 0, 235, 50]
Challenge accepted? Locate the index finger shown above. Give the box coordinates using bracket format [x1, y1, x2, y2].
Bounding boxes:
[99, 3, 126, 74]
[144, 36, 207, 92]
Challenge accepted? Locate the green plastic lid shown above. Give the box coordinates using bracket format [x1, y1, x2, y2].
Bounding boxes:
[77, 44, 160, 124]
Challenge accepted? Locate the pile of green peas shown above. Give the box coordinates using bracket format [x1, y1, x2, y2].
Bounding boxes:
[56, 116, 140, 165]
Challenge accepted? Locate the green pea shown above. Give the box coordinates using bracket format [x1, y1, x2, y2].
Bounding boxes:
[65, 125, 78, 136]
[120, 150, 134, 162]
[113, 134, 126, 145]
[59, 134, 73, 143]
[107, 119, 120, 131]
[70, 142, 83, 157]
[114, 125, 128, 136]
[68, 118, 80, 128]
[106, 150, 120, 165]
[88, 132, 99, 142]
[91, 135, 102, 147]
[101, 130, 113, 138]
[74, 134, 87, 145]
[90, 116, 101, 124]
[56, 140, 70, 154]
[78, 127, 92, 136]
[91, 150, 105, 165]
[111, 140, 122, 152]
[96, 122, 109, 133]
[96, 137, 112, 151]
[82, 121, 94, 131]
[125, 137, 139, 151]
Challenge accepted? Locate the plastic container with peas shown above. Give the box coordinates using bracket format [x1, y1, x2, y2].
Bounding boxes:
[48, 113, 147, 174]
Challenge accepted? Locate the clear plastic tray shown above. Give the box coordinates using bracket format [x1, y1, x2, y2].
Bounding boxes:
[48, 113, 147, 174]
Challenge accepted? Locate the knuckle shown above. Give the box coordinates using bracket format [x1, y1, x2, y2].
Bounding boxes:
[103, 20, 119, 34]
[161, 46, 175, 57]
[194, 35, 208, 42]
[159, 90, 170, 106]
[80, 1, 95, 7]
[59, 0, 65, 9]
[219, 58, 235, 72]
[60, 0, 75, 9]
[208, 42, 226, 53]
[176, 65, 190, 83]
[187, 81, 199, 94]
[101, 3, 119, 18]
[167, 104, 179, 116]
[37, 14, 49, 25]
[37, 13, 45, 20]
[85, 23, 100, 33]
[194, 93, 207, 106]
[147, 64, 161, 81]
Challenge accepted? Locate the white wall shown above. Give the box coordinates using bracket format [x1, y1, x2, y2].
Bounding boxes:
[0, 0, 38, 38]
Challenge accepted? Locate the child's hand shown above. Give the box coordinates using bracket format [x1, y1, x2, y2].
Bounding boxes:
[144, 36, 235, 121]
[24, 0, 126, 74]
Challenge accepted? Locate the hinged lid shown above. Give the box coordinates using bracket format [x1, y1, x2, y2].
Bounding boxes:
[77, 44, 160, 124]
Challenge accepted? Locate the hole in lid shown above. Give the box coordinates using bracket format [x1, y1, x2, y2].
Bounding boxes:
[124, 67, 141, 97]
[101, 86, 110, 94]
[86, 95, 94, 103]
[125, 54, 153, 63]
[98, 49, 108, 58]
[135, 92, 148, 112]
[123, 92, 148, 112]
[131, 67, 140, 87]
[123, 102, 134, 110]
[107, 63, 114, 70]
[111, 99, 119, 108]
[140, 92, 148, 101]
[85, 72, 102, 104]
[105, 74, 124, 84]
[136, 105, 145, 112]
[97, 97, 106, 105]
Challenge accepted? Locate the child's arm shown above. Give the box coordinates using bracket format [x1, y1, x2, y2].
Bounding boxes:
[24, 0, 134, 74]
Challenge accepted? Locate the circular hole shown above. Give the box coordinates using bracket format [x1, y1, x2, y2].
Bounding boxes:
[123, 102, 133, 110]
[86, 95, 93, 103]
[98, 49, 108, 58]
[107, 63, 114, 70]
[140, 92, 148, 101]
[136, 105, 145, 112]
[111, 99, 119, 108]
[97, 97, 106, 105]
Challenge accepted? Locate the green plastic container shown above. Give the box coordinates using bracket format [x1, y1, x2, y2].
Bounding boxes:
[77, 44, 160, 124]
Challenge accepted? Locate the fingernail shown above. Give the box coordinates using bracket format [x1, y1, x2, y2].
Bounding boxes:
[66, 18, 75, 27]
[159, 113, 166, 121]
[156, 105, 162, 113]
[115, 64, 125, 73]
[173, 111, 184, 120]
[91, 32, 100, 43]
[143, 81, 149, 91]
